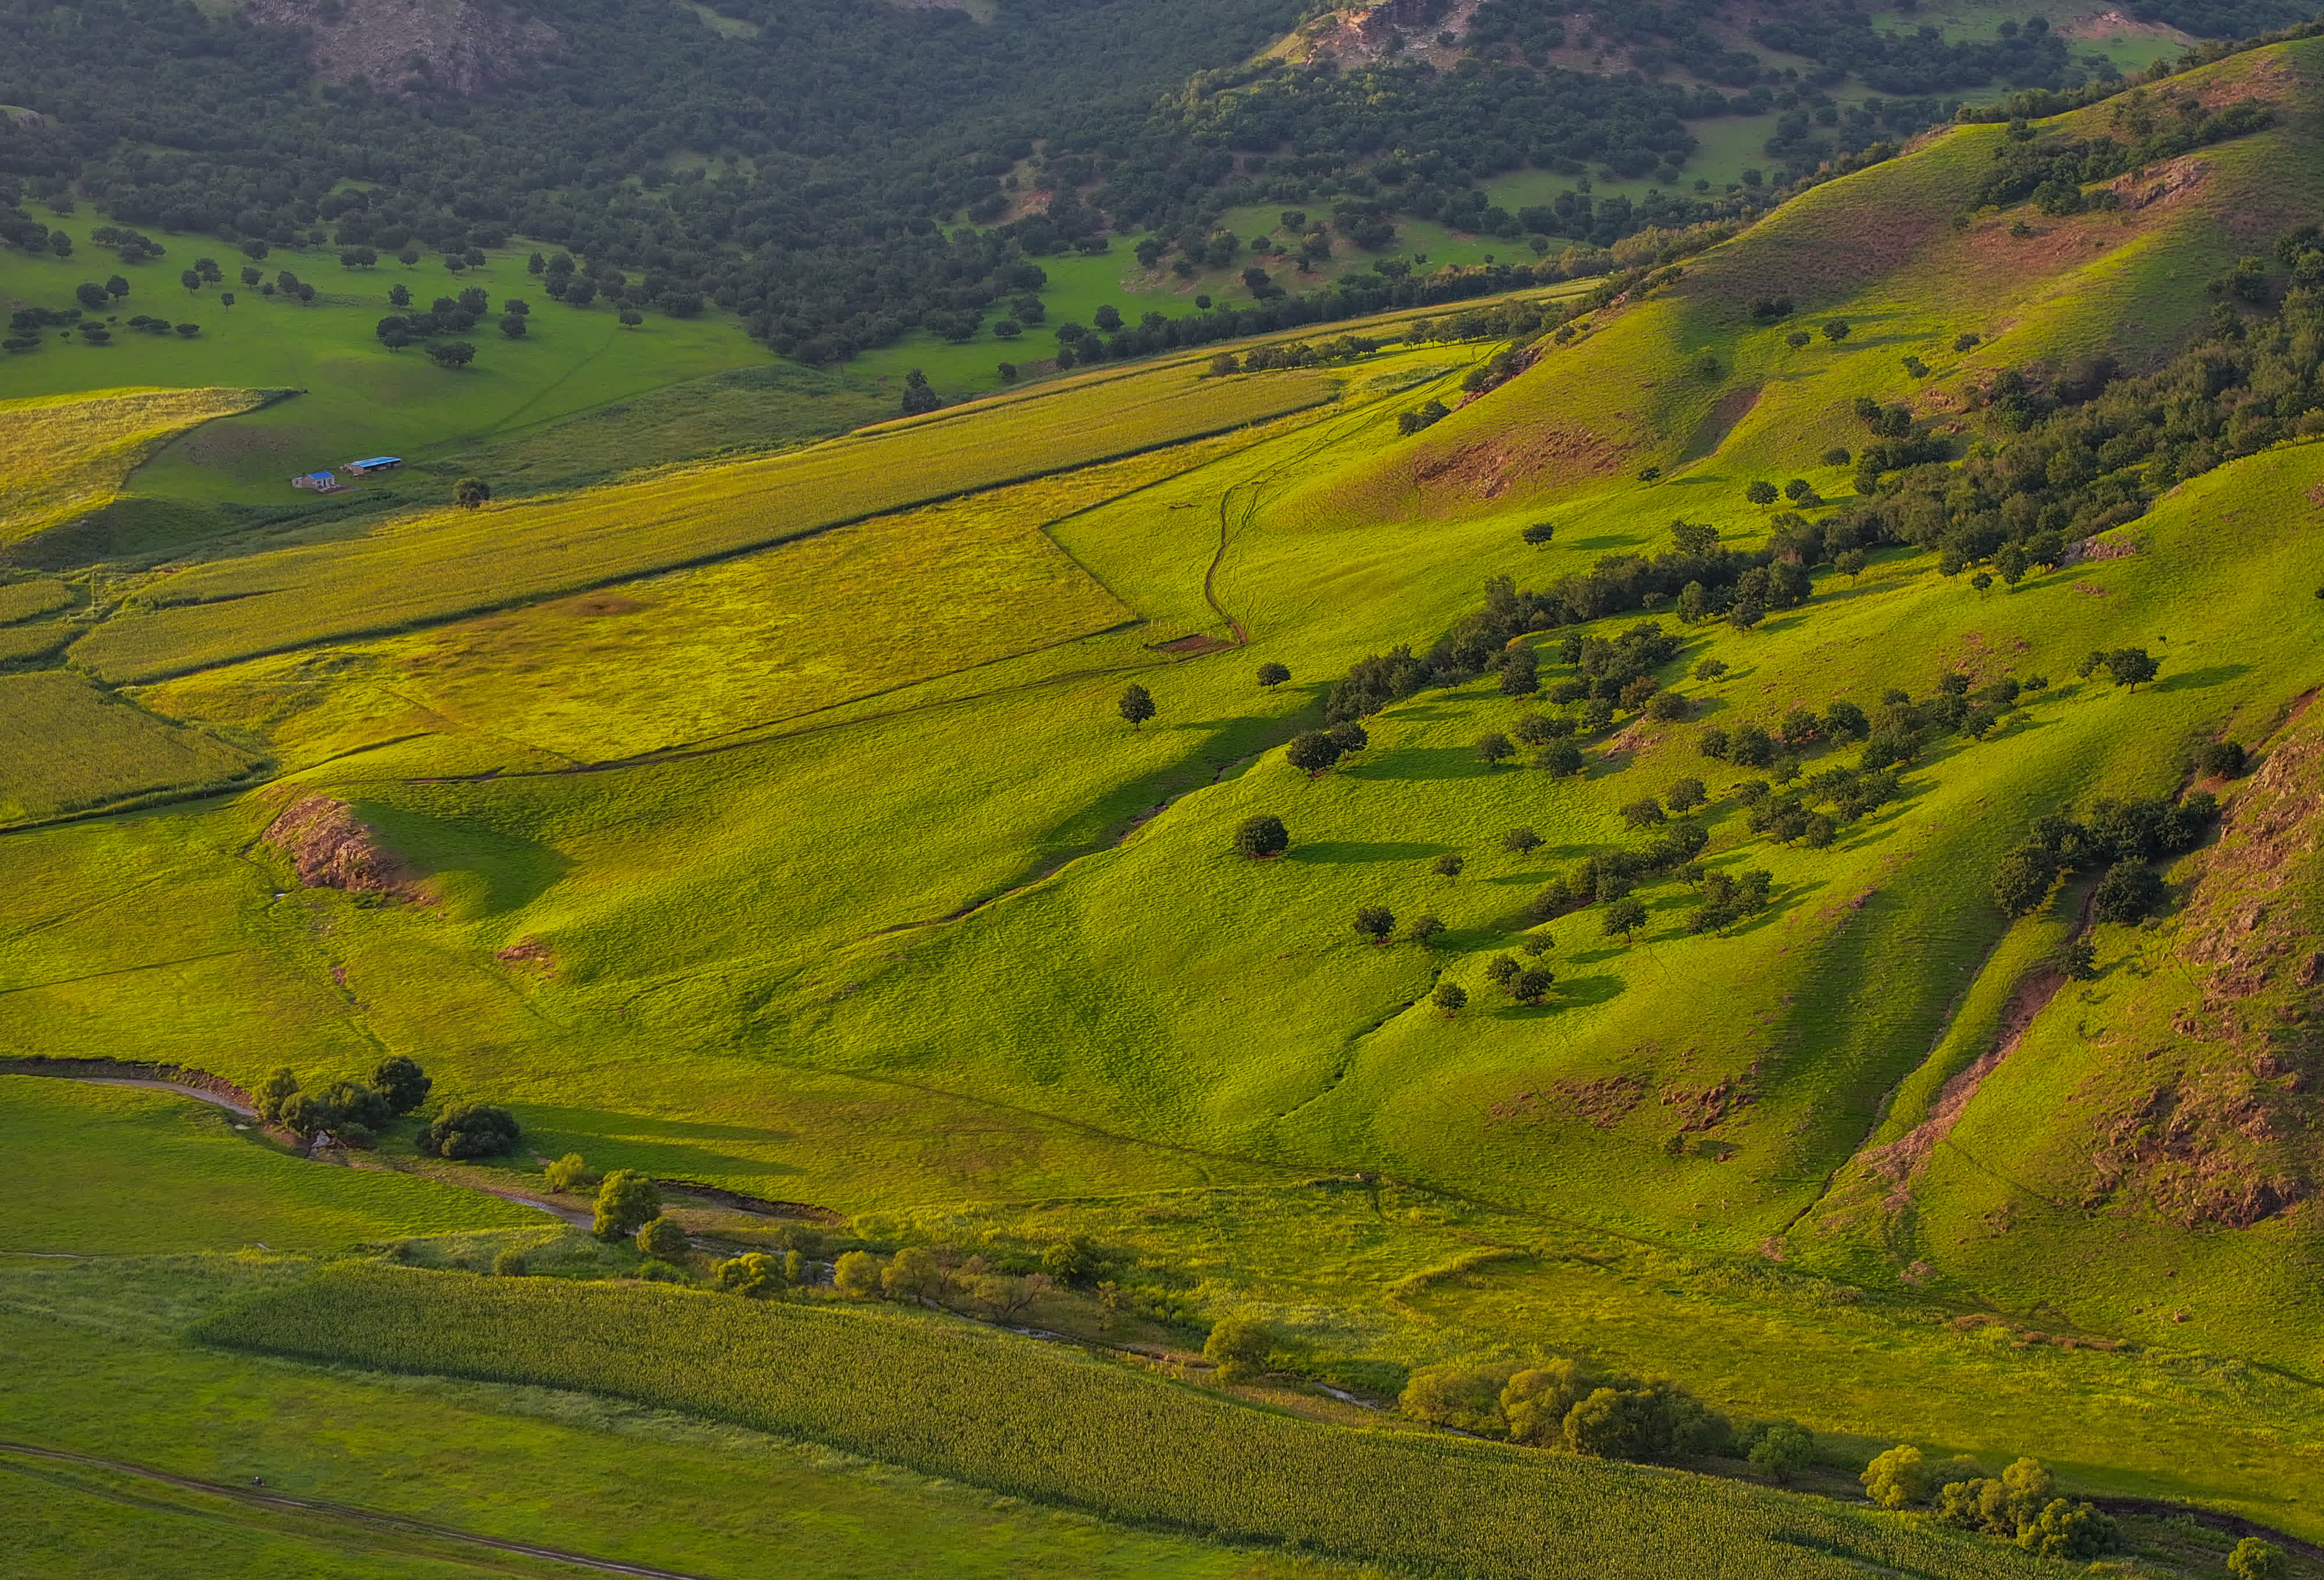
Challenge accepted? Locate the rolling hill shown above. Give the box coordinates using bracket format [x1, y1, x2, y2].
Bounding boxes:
[6, 26, 2324, 1580]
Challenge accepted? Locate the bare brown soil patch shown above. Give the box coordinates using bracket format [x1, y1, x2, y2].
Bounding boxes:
[262, 794, 416, 897]
[496, 937, 555, 975]
[1148, 633, 1234, 657]
[2057, 9, 2190, 44]
[246, 0, 559, 94]
[1858, 967, 2067, 1210]
[1490, 1073, 1649, 1130]
[1412, 425, 1628, 502]
[2103, 155, 2213, 212]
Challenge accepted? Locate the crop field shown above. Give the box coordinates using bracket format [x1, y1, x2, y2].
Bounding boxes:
[0, 672, 259, 823]
[0, 1078, 537, 1254]
[203, 1262, 2034, 1580]
[0, 1257, 1323, 1580]
[0, 578, 70, 624]
[140, 413, 1326, 768]
[72, 364, 1339, 683]
[0, 386, 262, 545]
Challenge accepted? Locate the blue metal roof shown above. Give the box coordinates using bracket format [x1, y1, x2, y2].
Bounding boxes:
[349, 456, 402, 467]
[303, 472, 336, 482]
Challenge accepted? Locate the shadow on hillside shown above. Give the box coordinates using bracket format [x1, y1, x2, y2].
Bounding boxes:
[1343, 744, 1512, 781]
[1288, 839, 1447, 864]
[511, 1106, 814, 1180]
[2155, 662, 2251, 694]
[1492, 970, 1623, 1015]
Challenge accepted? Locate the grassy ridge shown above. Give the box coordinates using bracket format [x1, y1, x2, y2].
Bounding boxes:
[0, 1079, 537, 1253]
[0, 672, 258, 823]
[0, 386, 263, 544]
[201, 1262, 2033, 1580]
[73, 366, 1336, 683]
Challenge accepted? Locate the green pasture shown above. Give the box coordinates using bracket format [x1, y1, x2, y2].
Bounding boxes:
[197, 1259, 2039, 1580]
[72, 363, 1337, 683]
[0, 1078, 537, 1254]
[0, 221, 774, 509]
[0, 1257, 1328, 1580]
[4, 40, 2324, 1562]
[0, 672, 258, 823]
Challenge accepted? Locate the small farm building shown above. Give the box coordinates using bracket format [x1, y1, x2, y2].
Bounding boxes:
[344, 456, 403, 475]
[290, 471, 345, 492]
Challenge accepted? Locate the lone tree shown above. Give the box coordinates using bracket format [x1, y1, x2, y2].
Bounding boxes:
[1512, 965, 1556, 1004]
[368, 1056, 431, 1115]
[2091, 860, 2165, 924]
[1203, 1316, 1273, 1381]
[426, 340, 476, 370]
[1432, 980, 1468, 1017]
[594, 1170, 662, 1240]
[1502, 826, 1543, 855]
[1485, 954, 1521, 988]
[1353, 906, 1396, 945]
[1406, 914, 1445, 946]
[1744, 480, 1779, 506]
[1286, 730, 1343, 777]
[454, 477, 491, 510]
[1431, 852, 1464, 879]
[1256, 662, 1290, 689]
[2228, 1538, 2287, 1580]
[1603, 896, 1649, 942]
[2197, 740, 2247, 777]
[1477, 732, 1516, 768]
[1622, 797, 1666, 829]
[1234, 814, 1289, 859]
[2102, 647, 2159, 690]
[1521, 521, 1556, 546]
[1822, 319, 1851, 342]
[637, 1215, 689, 1261]
[416, 1103, 519, 1159]
[1118, 684, 1156, 729]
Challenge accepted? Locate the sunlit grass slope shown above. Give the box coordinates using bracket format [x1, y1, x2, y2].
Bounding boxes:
[0, 386, 262, 544]
[0, 1078, 535, 1254]
[0, 672, 260, 824]
[1304, 36, 2324, 527]
[74, 365, 1335, 683]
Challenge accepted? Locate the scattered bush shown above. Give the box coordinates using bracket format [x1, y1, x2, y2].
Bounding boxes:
[592, 1170, 661, 1240]
[418, 1103, 520, 1159]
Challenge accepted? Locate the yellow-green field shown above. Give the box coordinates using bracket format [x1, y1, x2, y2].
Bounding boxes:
[0, 672, 259, 823]
[0, 387, 262, 545]
[74, 365, 1337, 683]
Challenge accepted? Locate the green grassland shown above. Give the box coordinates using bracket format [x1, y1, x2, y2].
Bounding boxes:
[71, 363, 1337, 683]
[0, 223, 776, 511]
[196, 1259, 2036, 1580]
[0, 1078, 537, 1254]
[0, 672, 260, 823]
[0, 1256, 1337, 1580]
[9, 36, 2324, 1572]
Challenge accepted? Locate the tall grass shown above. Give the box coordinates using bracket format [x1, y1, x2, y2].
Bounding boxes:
[201, 1263, 2030, 1580]
[0, 387, 262, 544]
[0, 673, 258, 823]
[74, 368, 1336, 683]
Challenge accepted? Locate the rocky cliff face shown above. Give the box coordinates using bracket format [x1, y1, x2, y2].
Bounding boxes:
[243, 0, 559, 96]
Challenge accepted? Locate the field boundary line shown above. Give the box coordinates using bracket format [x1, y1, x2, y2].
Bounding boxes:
[0, 1439, 720, 1580]
[93, 388, 1342, 687]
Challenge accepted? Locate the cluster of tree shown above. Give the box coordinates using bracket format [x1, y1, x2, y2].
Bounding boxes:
[1828, 219, 2324, 586]
[1399, 1355, 1737, 1465]
[253, 1056, 438, 1144]
[1286, 720, 1369, 776]
[1861, 1447, 2118, 1562]
[1447, 520, 1817, 649]
[739, 1231, 1117, 1322]
[1971, 88, 2270, 215]
[1525, 823, 1711, 922]
[1751, 9, 2081, 97]
[1992, 789, 2217, 920]
[375, 287, 527, 350]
